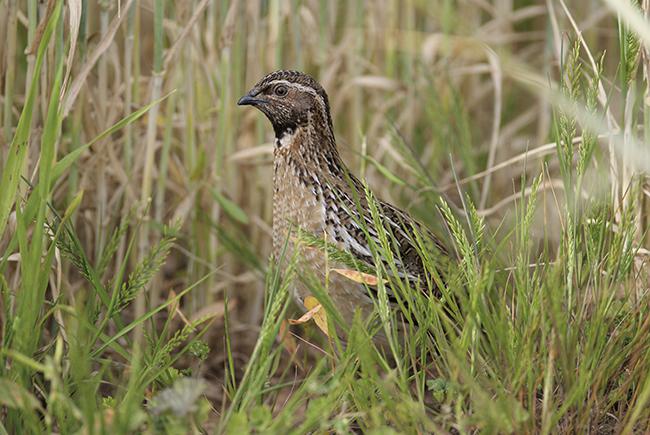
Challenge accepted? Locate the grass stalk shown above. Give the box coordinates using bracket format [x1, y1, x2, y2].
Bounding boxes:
[0, 1, 649, 432]
[139, 0, 165, 301]
[2, 0, 18, 144]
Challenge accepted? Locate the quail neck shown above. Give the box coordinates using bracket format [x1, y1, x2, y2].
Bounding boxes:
[238, 70, 440, 316]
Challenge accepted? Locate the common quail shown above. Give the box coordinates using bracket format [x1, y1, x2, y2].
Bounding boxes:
[238, 70, 448, 334]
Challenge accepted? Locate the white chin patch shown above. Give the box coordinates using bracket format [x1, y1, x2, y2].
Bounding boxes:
[275, 128, 295, 149]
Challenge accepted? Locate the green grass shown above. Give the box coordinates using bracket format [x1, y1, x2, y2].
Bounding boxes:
[1, 0, 649, 433]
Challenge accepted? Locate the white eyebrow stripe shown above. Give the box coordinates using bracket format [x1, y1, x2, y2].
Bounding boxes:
[268, 79, 317, 96]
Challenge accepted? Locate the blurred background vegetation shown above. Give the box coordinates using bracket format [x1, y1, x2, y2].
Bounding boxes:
[1, 0, 649, 432]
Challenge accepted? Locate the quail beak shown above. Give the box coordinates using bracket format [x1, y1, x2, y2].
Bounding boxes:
[237, 90, 266, 107]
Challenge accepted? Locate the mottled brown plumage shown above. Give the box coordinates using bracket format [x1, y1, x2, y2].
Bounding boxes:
[238, 70, 447, 324]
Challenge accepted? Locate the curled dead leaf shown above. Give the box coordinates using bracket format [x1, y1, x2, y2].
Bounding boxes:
[288, 296, 329, 336]
[278, 320, 302, 369]
[304, 296, 329, 336]
[288, 301, 322, 325]
[331, 269, 386, 286]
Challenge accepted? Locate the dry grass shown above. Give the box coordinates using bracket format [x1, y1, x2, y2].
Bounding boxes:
[1, 0, 649, 433]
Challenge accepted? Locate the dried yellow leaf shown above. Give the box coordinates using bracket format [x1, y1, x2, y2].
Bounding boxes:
[304, 296, 329, 336]
[278, 320, 302, 369]
[288, 302, 322, 325]
[288, 296, 329, 336]
[331, 268, 386, 286]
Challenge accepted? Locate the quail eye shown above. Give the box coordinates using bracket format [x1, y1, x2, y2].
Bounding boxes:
[274, 85, 288, 96]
